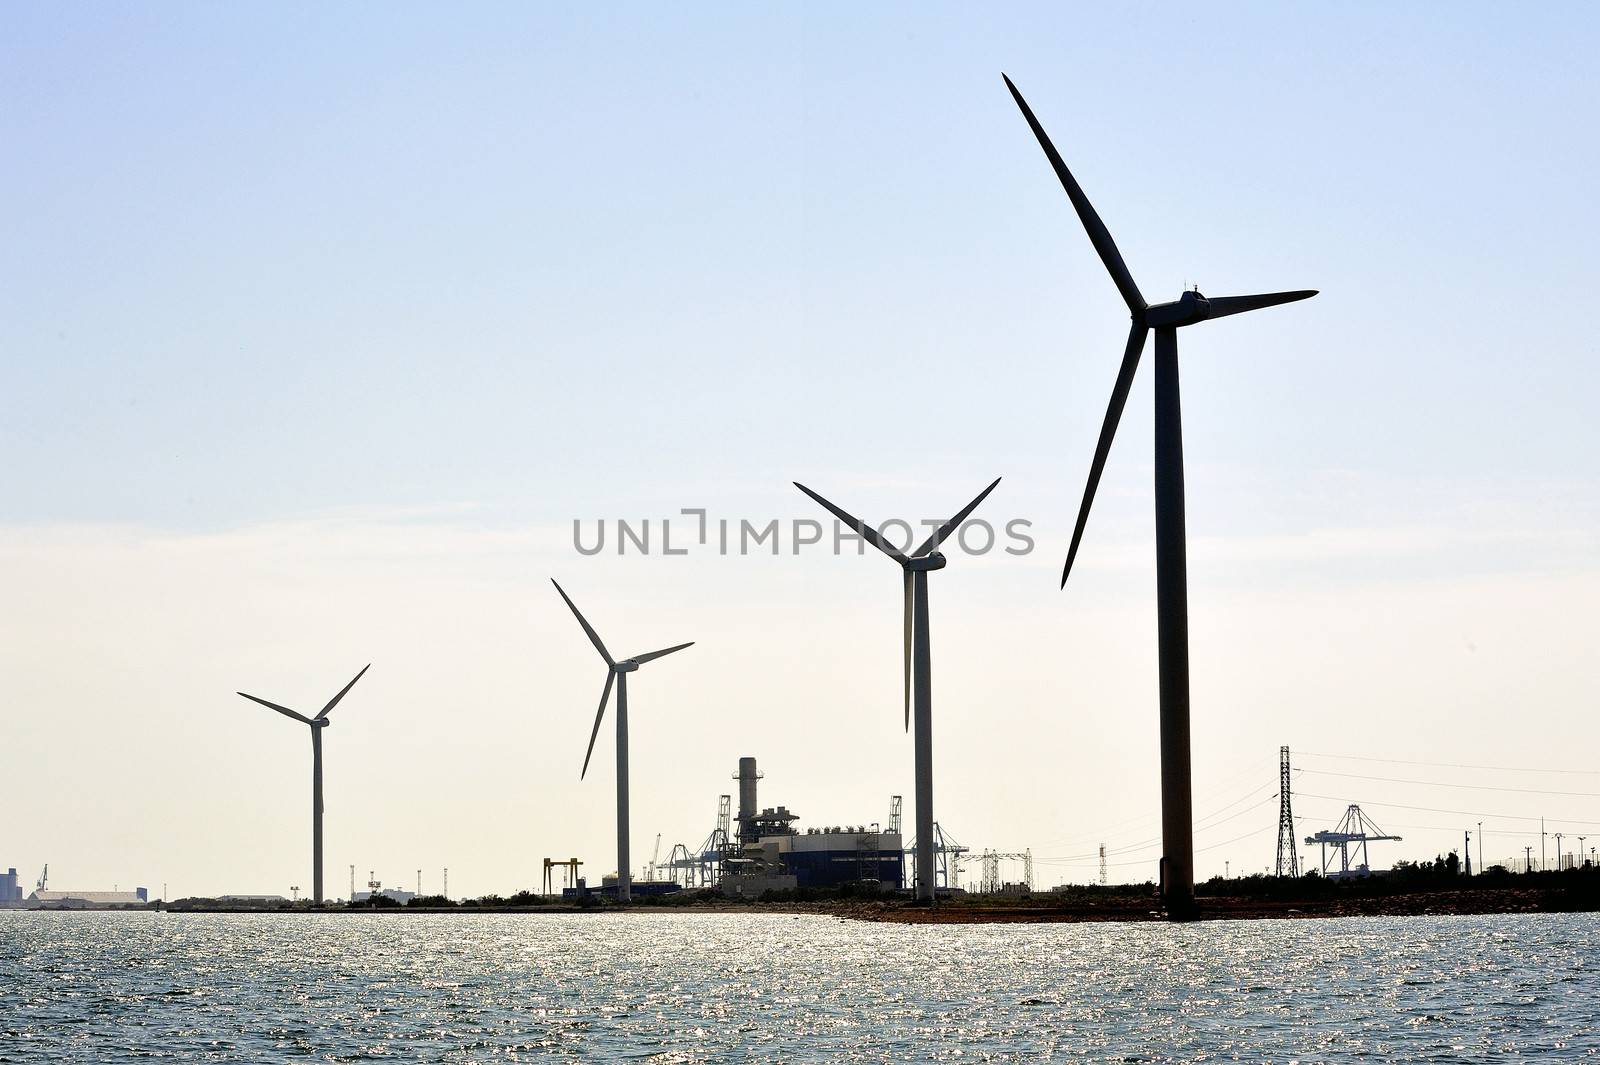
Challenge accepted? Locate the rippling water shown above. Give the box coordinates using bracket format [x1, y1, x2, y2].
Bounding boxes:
[2, 910, 1597, 1062]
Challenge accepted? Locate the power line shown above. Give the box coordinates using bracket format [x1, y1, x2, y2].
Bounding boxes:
[1291, 799, 1558, 839]
[1196, 824, 1273, 855]
[1299, 768, 1600, 799]
[1298, 750, 1600, 777]
[1043, 823, 1277, 870]
[1036, 794, 1279, 866]
[1031, 758, 1276, 850]
[1048, 788, 1278, 862]
[1295, 790, 1600, 829]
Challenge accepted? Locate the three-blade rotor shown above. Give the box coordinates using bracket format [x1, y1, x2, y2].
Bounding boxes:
[794, 478, 1001, 730]
[1003, 73, 1316, 588]
[238, 664, 371, 727]
[552, 579, 693, 779]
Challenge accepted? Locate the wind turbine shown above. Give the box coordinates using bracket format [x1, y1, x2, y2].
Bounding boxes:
[552, 579, 692, 904]
[1004, 74, 1317, 919]
[237, 664, 370, 905]
[794, 477, 1001, 902]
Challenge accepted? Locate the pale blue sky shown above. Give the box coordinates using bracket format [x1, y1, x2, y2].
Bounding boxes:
[3, 4, 1598, 895]
[6, 3, 1597, 524]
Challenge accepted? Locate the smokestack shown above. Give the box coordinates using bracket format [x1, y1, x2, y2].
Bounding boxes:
[736, 756, 760, 848]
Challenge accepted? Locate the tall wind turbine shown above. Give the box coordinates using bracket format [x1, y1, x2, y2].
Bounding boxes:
[237, 664, 370, 905]
[1004, 73, 1316, 918]
[553, 579, 692, 904]
[795, 478, 1000, 902]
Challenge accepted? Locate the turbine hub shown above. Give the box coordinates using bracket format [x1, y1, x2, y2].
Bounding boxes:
[906, 552, 947, 572]
[614, 660, 640, 674]
[1143, 289, 1210, 328]
[313, 718, 330, 729]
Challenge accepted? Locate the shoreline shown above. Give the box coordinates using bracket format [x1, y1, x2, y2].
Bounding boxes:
[24, 884, 1595, 923]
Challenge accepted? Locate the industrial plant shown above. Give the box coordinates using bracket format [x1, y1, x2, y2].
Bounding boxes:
[0, 865, 150, 909]
[718, 757, 903, 896]
[554, 757, 905, 900]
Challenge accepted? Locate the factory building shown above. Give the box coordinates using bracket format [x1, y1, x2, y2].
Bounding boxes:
[721, 757, 903, 896]
[28, 888, 148, 909]
[0, 868, 21, 904]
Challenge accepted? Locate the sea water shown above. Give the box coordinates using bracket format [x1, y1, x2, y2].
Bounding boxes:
[1, 910, 1596, 1062]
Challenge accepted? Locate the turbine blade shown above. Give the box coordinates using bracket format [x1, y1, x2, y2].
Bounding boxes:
[1204, 289, 1318, 321]
[911, 477, 1002, 558]
[581, 670, 616, 780]
[1063, 322, 1149, 588]
[631, 641, 694, 665]
[552, 579, 614, 667]
[238, 692, 313, 726]
[316, 663, 370, 720]
[902, 569, 912, 733]
[1003, 74, 1145, 313]
[793, 482, 908, 564]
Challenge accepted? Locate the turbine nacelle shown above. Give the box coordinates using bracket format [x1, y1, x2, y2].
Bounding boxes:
[905, 552, 947, 573]
[1142, 288, 1319, 330]
[1143, 290, 1211, 328]
[612, 659, 641, 674]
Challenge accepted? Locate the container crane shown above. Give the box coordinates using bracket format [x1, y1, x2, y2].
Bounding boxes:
[1305, 805, 1401, 878]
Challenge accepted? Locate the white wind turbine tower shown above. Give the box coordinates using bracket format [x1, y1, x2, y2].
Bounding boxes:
[553, 580, 693, 903]
[237, 664, 370, 905]
[794, 478, 1000, 902]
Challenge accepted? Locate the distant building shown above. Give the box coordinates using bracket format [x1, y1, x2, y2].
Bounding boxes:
[566, 875, 682, 900]
[0, 868, 21, 903]
[352, 887, 416, 905]
[218, 895, 289, 905]
[28, 888, 148, 909]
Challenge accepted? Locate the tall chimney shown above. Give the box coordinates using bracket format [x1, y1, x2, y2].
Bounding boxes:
[736, 756, 760, 848]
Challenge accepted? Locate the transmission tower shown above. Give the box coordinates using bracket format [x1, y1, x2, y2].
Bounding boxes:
[1098, 844, 1107, 885]
[1275, 745, 1300, 877]
[976, 850, 1033, 893]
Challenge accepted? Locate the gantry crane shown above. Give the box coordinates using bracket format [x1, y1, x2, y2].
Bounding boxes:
[1305, 805, 1401, 878]
[542, 858, 582, 895]
[905, 822, 969, 892]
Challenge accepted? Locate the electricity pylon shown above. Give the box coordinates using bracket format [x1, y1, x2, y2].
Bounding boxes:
[1275, 746, 1300, 877]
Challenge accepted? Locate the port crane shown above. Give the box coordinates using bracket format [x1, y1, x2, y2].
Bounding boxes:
[542, 858, 582, 895]
[905, 823, 969, 892]
[1305, 805, 1401, 878]
[35, 864, 47, 894]
[664, 795, 732, 888]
